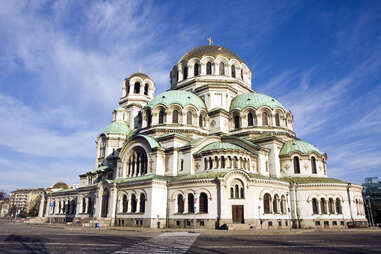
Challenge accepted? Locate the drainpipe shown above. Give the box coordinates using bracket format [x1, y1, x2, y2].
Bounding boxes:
[347, 183, 354, 224]
[295, 183, 300, 228]
[215, 177, 221, 229]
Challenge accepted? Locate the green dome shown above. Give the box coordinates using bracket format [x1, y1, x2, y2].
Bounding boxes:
[197, 142, 245, 154]
[280, 140, 324, 156]
[103, 122, 131, 135]
[147, 90, 206, 110]
[230, 93, 286, 111]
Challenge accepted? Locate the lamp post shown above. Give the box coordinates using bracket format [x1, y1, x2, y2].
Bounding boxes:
[258, 205, 262, 229]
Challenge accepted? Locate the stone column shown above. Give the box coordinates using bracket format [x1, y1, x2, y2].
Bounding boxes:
[184, 197, 188, 214]
[109, 183, 118, 220]
[136, 198, 141, 213]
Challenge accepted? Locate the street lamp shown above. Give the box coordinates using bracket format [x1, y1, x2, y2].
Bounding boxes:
[258, 205, 262, 229]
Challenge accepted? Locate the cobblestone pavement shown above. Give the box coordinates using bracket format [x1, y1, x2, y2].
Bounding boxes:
[1, 218, 381, 254]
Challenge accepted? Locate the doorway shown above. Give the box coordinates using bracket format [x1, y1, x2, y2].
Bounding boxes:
[232, 205, 244, 223]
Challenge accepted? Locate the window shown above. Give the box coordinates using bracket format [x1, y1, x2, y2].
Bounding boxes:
[273, 195, 279, 214]
[231, 65, 236, 78]
[281, 195, 286, 214]
[146, 110, 152, 127]
[126, 84, 130, 95]
[209, 157, 213, 170]
[275, 113, 280, 126]
[219, 62, 225, 75]
[139, 193, 145, 213]
[264, 194, 271, 214]
[221, 156, 225, 168]
[311, 157, 317, 174]
[248, 112, 254, 126]
[321, 198, 327, 214]
[183, 67, 188, 79]
[172, 110, 179, 123]
[262, 112, 269, 126]
[144, 84, 149, 95]
[230, 187, 234, 198]
[194, 63, 199, 76]
[234, 115, 240, 129]
[131, 194, 137, 213]
[199, 114, 204, 127]
[134, 82, 140, 94]
[186, 111, 192, 125]
[293, 157, 300, 174]
[122, 195, 128, 213]
[177, 195, 184, 213]
[204, 158, 207, 170]
[336, 198, 342, 214]
[180, 159, 184, 171]
[82, 198, 86, 213]
[312, 198, 319, 214]
[188, 193, 194, 213]
[159, 109, 166, 124]
[199, 193, 208, 213]
[329, 198, 335, 214]
[206, 62, 212, 75]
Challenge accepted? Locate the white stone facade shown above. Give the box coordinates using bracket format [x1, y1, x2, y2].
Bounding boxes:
[41, 45, 367, 229]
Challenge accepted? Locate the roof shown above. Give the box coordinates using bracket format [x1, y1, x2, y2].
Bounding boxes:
[51, 182, 69, 189]
[103, 121, 131, 135]
[230, 93, 286, 111]
[196, 142, 246, 155]
[147, 90, 206, 110]
[280, 140, 324, 156]
[126, 72, 151, 80]
[281, 177, 347, 184]
[91, 165, 110, 174]
[135, 134, 161, 149]
[179, 45, 243, 63]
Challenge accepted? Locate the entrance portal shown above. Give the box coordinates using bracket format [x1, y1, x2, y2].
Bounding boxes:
[232, 205, 244, 224]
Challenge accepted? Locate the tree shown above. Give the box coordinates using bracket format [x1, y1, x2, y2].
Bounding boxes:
[0, 191, 8, 200]
[27, 194, 41, 217]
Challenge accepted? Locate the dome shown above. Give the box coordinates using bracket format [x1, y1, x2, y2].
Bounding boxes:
[179, 45, 243, 64]
[103, 122, 131, 135]
[280, 140, 324, 156]
[147, 90, 206, 110]
[197, 142, 245, 154]
[51, 181, 69, 190]
[230, 93, 287, 111]
[126, 72, 151, 80]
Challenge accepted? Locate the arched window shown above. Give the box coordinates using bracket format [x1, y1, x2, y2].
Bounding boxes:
[241, 69, 243, 79]
[221, 156, 225, 168]
[233, 157, 238, 168]
[209, 157, 213, 170]
[281, 195, 286, 214]
[230, 187, 234, 198]
[264, 194, 271, 214]
[131, 194, 137, 213]
[335, 198, 342, 214]
[235, 185, 239, 198]
[188, 193, 194, 213]
[240, 187, 244, 199]
[329, 198, 335, 214]
[139, 193, 145, 213]
[88, 198, 93, 215]
[231, 65, 236, 78]
[199, 193, 208, 213]
[186, 111, 192, 125]
[82, 198, 86, 213]
[99, 135, 106, 158]
[199, 115, 204, 127]
[126, 84, 130, 95]
[134, 82, 140, 94]
[144, 84, 149, 95]
[183, 67, 188, 79]
[137, 112, 142, 127]
[311, 157, 317, 174]
[320, 198, 327, 214]
[293, 157, 300, 174]
[122, 195, 128, 213]
[180, 159, 184, 171]
[275, 113, 280, 126]
[248, 112, 256, 126]
[204, 158, 207, 170]
[219, 62, 225, 75]
[262, 112, 269, 126]
[172, 110, 179, 123]
[177, 195, 184, 213]
[312, 198, 319, 214]
[206, 62, 212, 75]
[234, 114, 240, 129]
[194, 63, 199, 76]
[273, 194, 279, 214]
[146, 110, 152, 127]
[159, 108, 166, 124]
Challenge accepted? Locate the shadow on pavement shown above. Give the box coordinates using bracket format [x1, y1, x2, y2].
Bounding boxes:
[5, 234, 49, 254]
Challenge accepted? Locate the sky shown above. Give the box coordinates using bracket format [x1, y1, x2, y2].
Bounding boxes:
[0, 0, 380, 193]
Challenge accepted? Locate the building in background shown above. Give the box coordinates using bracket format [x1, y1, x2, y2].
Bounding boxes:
[9, 188, 45, 217]
[0, 199, 9, 217]
[39, 44, 367, 229]
[363, 177, 381, 227]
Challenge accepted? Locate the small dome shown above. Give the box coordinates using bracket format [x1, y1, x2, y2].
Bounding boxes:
[197, 142, 245, 154]
[230, 93, 286, 111]
[126, 72, 151, 80]
[103, 122, 131, 135]
[51, 181, 69, 190]
[280, 140, 324, 156]
[179, 45, 243, 64]
[147, 90, 206, 110]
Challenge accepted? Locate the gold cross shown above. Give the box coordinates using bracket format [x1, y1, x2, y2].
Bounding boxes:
[207, 37, 212, 45]
[138, 66, 142, 73]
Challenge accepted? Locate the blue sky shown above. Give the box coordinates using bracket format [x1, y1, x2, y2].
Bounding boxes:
[0, 0, 380, 193]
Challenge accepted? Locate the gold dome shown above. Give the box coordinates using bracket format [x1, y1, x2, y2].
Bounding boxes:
[178, 45, 243, 64]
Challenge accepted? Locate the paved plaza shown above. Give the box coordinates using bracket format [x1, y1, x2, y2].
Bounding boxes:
[0, 218, 381, 253]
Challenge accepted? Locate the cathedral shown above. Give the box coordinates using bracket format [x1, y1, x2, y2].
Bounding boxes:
[39, 44, 367, 229]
